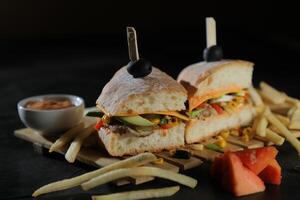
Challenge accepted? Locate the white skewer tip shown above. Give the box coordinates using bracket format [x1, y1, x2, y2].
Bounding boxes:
[206, 17, 217, 48]
[127, 27, 140, 61]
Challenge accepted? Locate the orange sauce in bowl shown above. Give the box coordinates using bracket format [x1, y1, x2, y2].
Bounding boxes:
[25, 99, 74, 110]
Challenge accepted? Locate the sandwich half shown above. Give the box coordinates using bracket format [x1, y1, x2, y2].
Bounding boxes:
[177, 60, 256, 144]
[94, 66, 188, 156]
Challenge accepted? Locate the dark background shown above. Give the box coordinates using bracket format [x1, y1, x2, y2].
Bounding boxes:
[1, 1, 300, 200]
[1, 1, 300, 102]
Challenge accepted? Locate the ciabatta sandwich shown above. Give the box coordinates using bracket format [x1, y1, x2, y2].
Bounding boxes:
[178, 60, 256, 143]
[93, 66, 188, 156]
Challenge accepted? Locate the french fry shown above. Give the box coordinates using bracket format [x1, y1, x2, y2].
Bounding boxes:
[291, 130, 300, 138]
[265, 128, 285, 146]
[289, 122, 300, 130]
[81, 167, 197, 191]
[267, 102, 292, 115]
[248, 86, 264, 106]
[49, 123, 84, 153]
[32, 153, 157, 197]
[259, 82, 286, 104]
[274, 114, 290, 126]
[285, 95, 300, 108]
[65, 125, 95, 163]
[287, 107, 297, 118]
[256, 117, 268, 137]
[269, 124, 281, 133]
[289, 123, 300, 130]
[288, 108, 300, 129]
[264, 107, 300, 155]
[91, 186, 180, 200]
[256, 107, 268, 137]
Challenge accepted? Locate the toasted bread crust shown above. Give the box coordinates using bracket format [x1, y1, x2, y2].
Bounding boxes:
[98, 123, 185, 156]
[97, 66, 187, 116]
[178, 60, 254, 111]
[185, 104, 256, 144]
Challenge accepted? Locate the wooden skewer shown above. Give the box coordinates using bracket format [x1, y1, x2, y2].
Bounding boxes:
[127, 27, 139, 61]
[205, 17, 217, 48]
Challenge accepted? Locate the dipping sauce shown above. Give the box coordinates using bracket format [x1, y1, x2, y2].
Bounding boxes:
[25, 99, 74, 110]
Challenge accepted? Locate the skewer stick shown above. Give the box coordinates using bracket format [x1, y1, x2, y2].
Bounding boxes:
[206, 17, 217, 48]
[127, 27, 139, 61]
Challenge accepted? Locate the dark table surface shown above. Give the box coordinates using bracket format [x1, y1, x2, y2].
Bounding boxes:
[1, 34, 300, 200]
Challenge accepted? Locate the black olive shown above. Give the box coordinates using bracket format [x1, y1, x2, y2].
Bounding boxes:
[172, 150, 191, 159]
[203, 45, 223, 62]
[127, 58, 152, 78]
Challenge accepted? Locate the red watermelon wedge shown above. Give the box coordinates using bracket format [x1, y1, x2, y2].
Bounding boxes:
[234, 147, 278, 174]
[259, 159, 282, 185]
[211, 156, 224, 182]
[222, 152, 266, 196]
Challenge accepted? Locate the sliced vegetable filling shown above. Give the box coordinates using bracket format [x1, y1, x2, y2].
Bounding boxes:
[86, 111, 184, 131]
[87, 90, 250, 131]
[188, 90, 249, 119]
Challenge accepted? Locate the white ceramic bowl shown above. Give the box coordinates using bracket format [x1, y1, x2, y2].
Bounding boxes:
[17, 94, 84, 135]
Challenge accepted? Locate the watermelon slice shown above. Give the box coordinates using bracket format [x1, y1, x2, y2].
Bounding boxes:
[234, 147, 278, 174]
[259, 159, 282, 185]
[221, 153, 234, 192]
[222, 152, 266, 196]
[211, 156, 223, 182]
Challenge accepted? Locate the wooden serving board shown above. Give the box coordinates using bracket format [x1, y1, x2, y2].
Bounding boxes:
[14, 128, 120, 167]
[14, 115, 203, 185]
[14, 108, 274, 185]
[15, 127, 185, 185]
[14, 126, 204, 168]
[14, 126, 270, 166]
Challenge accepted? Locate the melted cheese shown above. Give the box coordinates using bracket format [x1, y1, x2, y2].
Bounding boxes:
[189, 88, 243, 111]
[150, 111, 189, 121]
[96, 105, 189, 121]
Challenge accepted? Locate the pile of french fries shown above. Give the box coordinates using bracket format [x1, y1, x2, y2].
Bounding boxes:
[32, 152, 197, 199]
[249, 82, 300, 155]
[49, 120, 97, 163]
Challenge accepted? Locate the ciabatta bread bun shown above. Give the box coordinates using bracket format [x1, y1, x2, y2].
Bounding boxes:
[99, 123, 185, 156]
[185, 104, 256, 144]
[97, 66, 187, 116]
[177, 60, 253, 111]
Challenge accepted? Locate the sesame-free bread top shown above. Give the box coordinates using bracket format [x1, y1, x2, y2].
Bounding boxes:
[177, 60, 254, 111]
[97, 66, 187, 116]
